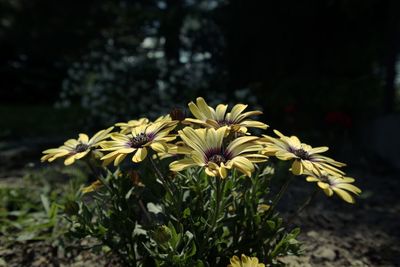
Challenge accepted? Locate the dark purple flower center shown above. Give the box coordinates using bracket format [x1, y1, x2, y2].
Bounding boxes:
[217, 119, 234, 126]
[319, 175, 331, 184]
[130, 133, 150, 148]
[292, 148, 310, 160]
[205, 147, 231, 165]
[75, 143, 89, 153]
[208, 154, 227, 165]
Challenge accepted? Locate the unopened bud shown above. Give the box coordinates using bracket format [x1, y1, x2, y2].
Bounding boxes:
[257, 204, 271, 213]
[169, 107, 185, 121]
[129, 171, 144, 187]
[152, 225, 172, 244]
[64, 201, 79, 216]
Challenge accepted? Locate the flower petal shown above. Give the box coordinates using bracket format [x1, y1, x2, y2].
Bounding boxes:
[169, 158, 197, 172]
[291, 160, 303, 175]
[332, 187, 355, 203]
[78, 133, 89, 143]
[132, 147, 148, 163]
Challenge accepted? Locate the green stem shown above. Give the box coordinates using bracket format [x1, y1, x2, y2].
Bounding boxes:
[149, 156, 182, 223]
[84, 158, 113, 193]
[204, 177, 225, 248]
[138, 198, 152, 223]
[286, 188, 318, 226]
[262, 175, 294, 226]
[270, 175, 294, 211]
[149, 157, 174, 197]
[129, 236, 137, 267]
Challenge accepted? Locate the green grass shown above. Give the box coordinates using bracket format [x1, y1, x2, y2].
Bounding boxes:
[0, 165, 87, 244]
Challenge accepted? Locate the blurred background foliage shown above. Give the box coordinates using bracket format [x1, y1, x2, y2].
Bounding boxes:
[1, 0, 400, 135]
[1, 2, 400, 265]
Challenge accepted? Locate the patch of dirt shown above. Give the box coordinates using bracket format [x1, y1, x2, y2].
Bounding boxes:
[0, 240, 121, 267]
[281, 167, 400, 267]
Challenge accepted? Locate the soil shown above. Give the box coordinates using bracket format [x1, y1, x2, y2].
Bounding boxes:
[1, 139, 399, 267]
[280, 167, 400, 267]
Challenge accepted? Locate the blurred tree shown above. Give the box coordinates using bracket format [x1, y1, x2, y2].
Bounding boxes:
[0, 0, 116, 103]
[1, 0, 399, 126]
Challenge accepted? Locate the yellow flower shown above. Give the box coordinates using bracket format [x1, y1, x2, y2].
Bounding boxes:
[153, 142, 183, 160]
[184, 97, 268, 133]
[154, 114, 173, 123]
[257, 203, 271, 213]
[81, 180, 103, 194]
[41, 127, 114, 165]
[169, 126, 267, 178]
[101, 121, 177, 166]
[260, 130, 345, 176]
[115, 118, 149, 134]
[228, 254, 265, 267]
[305, 171, 361, 203]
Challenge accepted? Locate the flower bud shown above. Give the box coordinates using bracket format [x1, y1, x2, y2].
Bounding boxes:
[64, 200, 79, 216]
[152, 225, 172, 244]
[169, 107, 185, 121]
[129, 170, 144, 187]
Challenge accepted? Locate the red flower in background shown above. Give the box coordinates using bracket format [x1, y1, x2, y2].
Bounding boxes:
[325, 111, 352, 128]
[284, 104, 297, 114]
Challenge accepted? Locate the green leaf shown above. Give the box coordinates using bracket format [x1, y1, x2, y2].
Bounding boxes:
[183, 208, 191, 219]
[16, 231, 36, 241]
[133, 223, 147, 237]
[194, 260, 206, 267]
[147, 202, 163, 214]
[187, 242, 197, 257]
[125, 187, 135, 199]
[266, 220, 276, 231]
[40, 194, 50, 215]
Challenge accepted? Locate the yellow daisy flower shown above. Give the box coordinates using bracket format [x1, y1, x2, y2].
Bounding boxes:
[305, 171, 361, 203]
[100, 121, 177, 166]
[153, 142, 186, 160]
[184, 97, 268, 133]
[41, 127, 114, 165]
[228, 254, 265, 267]
[169, 126, 267, 178]
[154, 114, 173, 123]
[260, 130, 346, 176]
[115, 118, 149, 134]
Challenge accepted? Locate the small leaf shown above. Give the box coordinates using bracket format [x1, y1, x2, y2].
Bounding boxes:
[195, 260, 206, 267]
[183, 208, 191, 218]
[266, 220, 276, 230]
[147, 202, 163, 214]
[40, 194, 50, 215]
[187, 242, 196, 257]
[16, 232, 36, 241]
[133, 224, 147, 237]
[125, 187, 135, 199]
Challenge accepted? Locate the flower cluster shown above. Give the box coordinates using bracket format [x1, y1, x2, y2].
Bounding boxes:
[259, 130, 360, 203]
[42, 96, 361, 203]
[41, 97, 361, 266]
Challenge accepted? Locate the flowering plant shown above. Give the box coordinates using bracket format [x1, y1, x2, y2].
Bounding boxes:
[42, 97, 361, 266]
